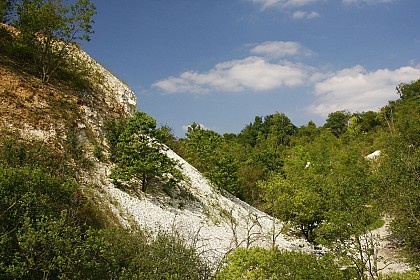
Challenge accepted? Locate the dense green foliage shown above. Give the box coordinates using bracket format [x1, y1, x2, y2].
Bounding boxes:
[106, 111, 183, 193]
[0, 134, 210, 279]
[375, 91, 420, 265]
[215, 247, 348, 280]
[381, 270, 420, 280]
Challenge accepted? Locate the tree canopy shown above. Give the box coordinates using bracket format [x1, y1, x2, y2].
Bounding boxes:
[106, 111, 183, 193]
[1, 0, 96, 84]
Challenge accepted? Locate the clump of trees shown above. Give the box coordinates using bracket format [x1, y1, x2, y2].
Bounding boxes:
[170, 79, 420, 275]
[374, 80, 420, 266]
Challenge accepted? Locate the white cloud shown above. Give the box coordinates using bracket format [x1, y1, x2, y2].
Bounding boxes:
[153, 56, 309, 94]
[308, 65, 420, 116]
[342, 0, 394, 5]
[292, 10, 320, 19]
[249, 0, 322, 20]
[250, 0, 318, 10]
[250, 41, 313, 58]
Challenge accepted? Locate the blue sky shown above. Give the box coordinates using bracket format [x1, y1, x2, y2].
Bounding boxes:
[82, 0, 420, 137]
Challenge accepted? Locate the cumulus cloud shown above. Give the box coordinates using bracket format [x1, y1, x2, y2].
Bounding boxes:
[342, 0, 394, 5]
[249, 0, 322, 20]
[250, 0, 318, 10]
[292, 10, 320, 19]
[153, 56, 309, 94]
[250, 41, 313, 58]
[308, 65, 420, 116]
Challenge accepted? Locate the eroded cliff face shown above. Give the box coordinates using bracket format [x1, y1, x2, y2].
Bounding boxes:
[72, 46, 137, 117]
[0, 45, 136, 156]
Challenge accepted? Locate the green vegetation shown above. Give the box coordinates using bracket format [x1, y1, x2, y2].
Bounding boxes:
[105, 111, 183, 193]
[374, 83, 420, 266]
[0, 133, 210, 279]
[7, 0, 95, 83]
[1, 1, 419, 277]
[0, 0, 96, 88]
[171, 79, 420, 273]
[381, 270, 420, 280]
[0, 0, 13, 23]
[215, 247, 348, 280]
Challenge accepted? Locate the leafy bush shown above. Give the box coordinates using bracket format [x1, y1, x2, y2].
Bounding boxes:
[0, 133, 75, 177]
[381, 270, 420, 280]
[215, 247, 347, 280]
[104, 229, 211, 280]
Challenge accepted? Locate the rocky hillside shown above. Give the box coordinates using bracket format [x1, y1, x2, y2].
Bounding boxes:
[0, 45, 309, 265]
[1, 43, 411, 273]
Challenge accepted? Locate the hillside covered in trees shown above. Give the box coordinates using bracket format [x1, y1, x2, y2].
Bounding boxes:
[1, 0, 419, 279]
[167, 79, 420, 278]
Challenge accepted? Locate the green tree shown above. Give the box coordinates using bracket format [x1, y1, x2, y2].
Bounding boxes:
[238, 116, 263, 147]
[178, 123, 242, 195]
[109, 111, 182, 193]
[258, 166, 325, 242]
[324, 110, 351, 137]
[13, 0, 96, 83]
[182, 122, 223, 173]
[264, 112, 296, 150]
[292, 120, 320, 145]
[259, 130, 380, 244]
[348, 111, 381, 135]
[396, 79, 420, 101]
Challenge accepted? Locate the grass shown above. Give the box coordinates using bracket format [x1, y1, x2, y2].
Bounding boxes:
[368, 218, 386, 231]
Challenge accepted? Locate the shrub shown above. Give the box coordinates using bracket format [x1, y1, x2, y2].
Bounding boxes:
[381, 270, 420, 280]
[215, 247, 348, 280]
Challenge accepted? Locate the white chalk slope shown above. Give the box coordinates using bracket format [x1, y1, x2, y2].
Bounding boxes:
[101, 146, 308, 264]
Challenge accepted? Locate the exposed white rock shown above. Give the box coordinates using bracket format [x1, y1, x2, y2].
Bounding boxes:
[370, 217, 411, 274]
[98, 147, 310, 267]
[365, 150, 381, 160]
[20, 124, 57, 143]
[71, 45, 137, 117]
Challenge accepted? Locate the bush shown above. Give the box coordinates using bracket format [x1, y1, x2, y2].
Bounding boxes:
[0, 133, 72, 177]
[381, 270, 420, 280]
[107, 229, 211, 280]
[215, 247, 347, 280]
